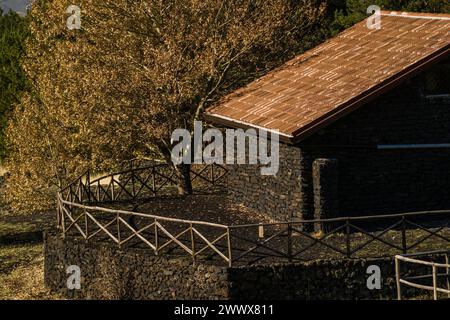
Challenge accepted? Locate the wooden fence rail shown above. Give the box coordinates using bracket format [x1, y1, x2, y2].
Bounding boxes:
[57, 192, 233, 265]
[57, 163, 450, 266]
[60, 163, 228, 205]
[227, 211, 450, 264]
[395, 250, 450, 300]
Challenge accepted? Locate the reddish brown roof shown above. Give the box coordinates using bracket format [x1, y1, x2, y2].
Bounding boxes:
[206, 11, 450, 142]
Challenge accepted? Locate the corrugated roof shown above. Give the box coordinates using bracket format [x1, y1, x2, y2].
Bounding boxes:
[205, 11, 450, 142]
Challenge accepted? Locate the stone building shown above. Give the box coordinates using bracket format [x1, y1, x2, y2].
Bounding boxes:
[205, 11, 450, 222]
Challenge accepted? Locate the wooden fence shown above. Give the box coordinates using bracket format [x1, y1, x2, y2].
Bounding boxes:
[57, 163, 450, 266]
[59, 163, 228, 205]
[395, 250, 450, 300]
[57, 193, 232, 265]
[57, 163, 234, 265]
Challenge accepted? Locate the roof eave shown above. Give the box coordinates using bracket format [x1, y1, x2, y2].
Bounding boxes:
[203, 113, 295, 144]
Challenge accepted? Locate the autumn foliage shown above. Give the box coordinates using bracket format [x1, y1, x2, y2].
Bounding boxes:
[5, 0, 327, 211]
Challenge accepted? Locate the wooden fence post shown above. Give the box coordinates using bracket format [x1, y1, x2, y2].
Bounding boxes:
[84, 208, 88, 241]
[152, 166, 156, 195]
[227, 228, 232, 267]
[432, 265, 438, 300]
[395, 257, 402, 300]
[345, 219, 351, 258]
[131, 164, 136, 200]
[69, 185, 73, 204]
[401, 216, 407, 254]
[78, 179, 83, 203]
[190, 224, 196, 263]
[287, 223, 293, 262]
[56, 197, 61, 229]
[61, 205, 66, 239]
[111, 177, 115, 201]
[117, 212, 121, 249]
[154, 219, 159, 255]
[86, 170, 91, 202]
[445, 253, 450, 299]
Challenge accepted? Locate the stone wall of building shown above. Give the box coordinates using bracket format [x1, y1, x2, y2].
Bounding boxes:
[45, 231, 444, 300]
[225, 143, 306, 221]
[312, 158, 339, 228]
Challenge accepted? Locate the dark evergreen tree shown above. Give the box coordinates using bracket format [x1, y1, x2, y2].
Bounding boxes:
[0, 9, 29, 160]
[330, 0, 450, 34]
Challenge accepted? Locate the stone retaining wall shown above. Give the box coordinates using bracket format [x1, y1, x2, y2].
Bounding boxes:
[44, 231, 228, 300]
[45, 231, 444, 300]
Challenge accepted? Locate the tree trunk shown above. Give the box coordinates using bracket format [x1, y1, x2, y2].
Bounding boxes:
[176, 164, 193, 195]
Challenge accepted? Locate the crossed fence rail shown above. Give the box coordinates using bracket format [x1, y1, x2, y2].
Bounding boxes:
[57, 163, 450, 266]
[61, 162, 227, 205]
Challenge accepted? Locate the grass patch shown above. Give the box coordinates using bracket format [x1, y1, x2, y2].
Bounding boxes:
[0, 256, 61, 300]
[0, 241, 62, 300]
[0, 243, 43, 274]
[0, 221, 35, 236]
[0, 203, 60, 300]
[0, 210, 54, 237]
